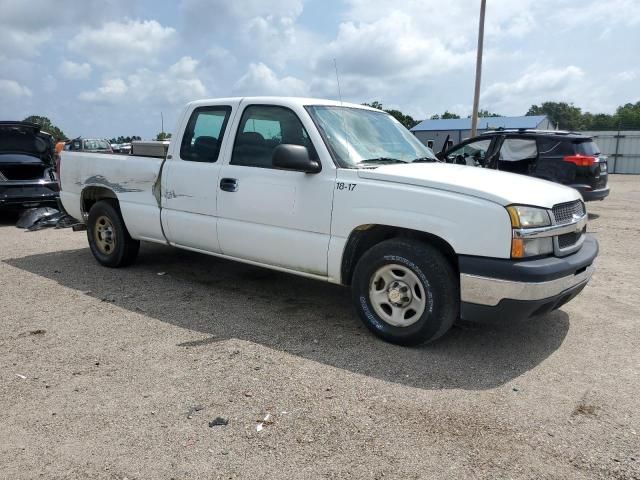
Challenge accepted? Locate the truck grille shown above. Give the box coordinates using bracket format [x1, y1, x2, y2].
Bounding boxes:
[558, 231, 581, 249]
[552, 200, 585, 225]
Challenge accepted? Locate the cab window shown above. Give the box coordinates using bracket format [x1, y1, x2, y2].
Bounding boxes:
[180, 106, 231, 162]
[231, 105, 316, 168]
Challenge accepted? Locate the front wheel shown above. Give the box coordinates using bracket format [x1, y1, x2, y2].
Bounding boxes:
[352, 239, 459, 345]
[87, 200, 139, 267]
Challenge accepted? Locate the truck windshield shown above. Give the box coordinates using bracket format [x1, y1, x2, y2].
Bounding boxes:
[306, 106, 436, 168]
[83, 139, 111, 151]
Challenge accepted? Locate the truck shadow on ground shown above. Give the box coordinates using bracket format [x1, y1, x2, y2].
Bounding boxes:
[6, 242, 570, 391]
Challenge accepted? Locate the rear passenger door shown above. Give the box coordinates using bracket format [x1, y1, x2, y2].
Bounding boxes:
[535, 137, 579, 185]
[216, 103, 335, 276]
[495, 137, 538, 175]
[161, 102, 237, 252]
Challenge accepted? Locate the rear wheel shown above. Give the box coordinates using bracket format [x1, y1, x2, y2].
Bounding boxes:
[352, 239, 458, 345]
[87, 200, 139, 267]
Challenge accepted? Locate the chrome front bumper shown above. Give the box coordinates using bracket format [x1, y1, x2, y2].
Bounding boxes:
[460, 264, 595, 307]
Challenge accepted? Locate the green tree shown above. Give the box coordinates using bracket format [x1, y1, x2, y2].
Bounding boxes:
[22, 115, 67, 140]
[477, 109, 502, 118]
[364, 101, 383, 110]
[430, 111, 461, 120]
[110, 135, 142, 143]
[384, 109, 419, 129]
[581, 113, 615, 130]
[614, 101, 640, 129]
[362, 101, 420, 129]
[156, 132, 172, 141]
[526, 102, 584, 130]
[526, 101, 640, 130]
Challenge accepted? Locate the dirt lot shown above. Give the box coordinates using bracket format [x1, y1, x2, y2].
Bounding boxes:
[1, 175, 638, 479]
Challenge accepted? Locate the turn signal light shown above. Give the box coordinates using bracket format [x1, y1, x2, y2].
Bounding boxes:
[511, 238, 525, 258]
[563, 155, 596, 167]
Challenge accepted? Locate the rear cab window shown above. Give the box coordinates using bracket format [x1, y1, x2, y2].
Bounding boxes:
[180, 106, 232, 162]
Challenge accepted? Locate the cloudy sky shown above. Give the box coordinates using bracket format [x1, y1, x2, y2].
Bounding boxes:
[1, 0, 638, 139]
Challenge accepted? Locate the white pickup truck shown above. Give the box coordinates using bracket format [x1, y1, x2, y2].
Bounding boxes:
[60, 97, 598, 345]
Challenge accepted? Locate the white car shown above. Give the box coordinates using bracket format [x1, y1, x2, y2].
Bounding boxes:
[59, 97, 597, 345]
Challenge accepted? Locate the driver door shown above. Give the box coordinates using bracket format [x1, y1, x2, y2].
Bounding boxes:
[445, 138, 495, 167]
[216, 103, 336, 276]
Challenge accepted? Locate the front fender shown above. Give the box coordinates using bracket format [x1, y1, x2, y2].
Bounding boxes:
[327, 177, 512, 283]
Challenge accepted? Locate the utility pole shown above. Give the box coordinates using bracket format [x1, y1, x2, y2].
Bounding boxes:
[161, 112, 164, 135]
[471, 0, 486, 137]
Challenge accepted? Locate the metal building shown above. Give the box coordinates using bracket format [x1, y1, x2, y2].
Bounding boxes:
[410, 115, 554, 152]
[581, 131, 640, 174]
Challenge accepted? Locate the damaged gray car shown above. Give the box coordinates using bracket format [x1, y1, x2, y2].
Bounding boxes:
[0, 121, 60, 209]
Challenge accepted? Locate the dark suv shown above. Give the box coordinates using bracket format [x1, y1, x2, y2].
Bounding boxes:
[0, 121, 59, 209]
[437, 130, 609, 201]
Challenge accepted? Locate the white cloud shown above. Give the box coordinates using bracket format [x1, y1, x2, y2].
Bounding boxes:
[180, 0, 308, 69]
[481, 65, 585, 114]
[79, 78, 128, 103]
[79, 56, 207, 105]
[42, 74, 57, 93]
[0, 78, 32, 98]
[242, 15, 299, 68]
[0, 0, 133, 30]
[0, 0, 134, 58]
[204, 46, 236, 66]
[1, 0, 638, 138]
[0, 29, 51, 59]
[551, 0, 640, 29]
[233, 62, 308, 96]
[69, 19, 176, 67]
[315, 12, 474, 80]
[59, 60, 92, 80]
[180, 0, 303, 27]
[616, 71, 638, 82]
[344, 0, 539, 44]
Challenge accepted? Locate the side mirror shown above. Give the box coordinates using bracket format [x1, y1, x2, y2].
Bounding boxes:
[272, 144, 321, 173]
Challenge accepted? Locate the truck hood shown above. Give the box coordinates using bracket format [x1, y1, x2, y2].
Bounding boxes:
[357, 163, 581, 208]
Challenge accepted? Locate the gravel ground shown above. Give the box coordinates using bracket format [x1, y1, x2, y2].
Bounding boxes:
[1, 175, 638, 479]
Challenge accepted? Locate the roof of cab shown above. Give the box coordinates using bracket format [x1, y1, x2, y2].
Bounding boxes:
[186, 96, 381, 111]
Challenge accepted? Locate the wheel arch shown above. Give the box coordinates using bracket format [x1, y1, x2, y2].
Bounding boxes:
[340, 224, 458, 285]
[80, 186, 119, 220]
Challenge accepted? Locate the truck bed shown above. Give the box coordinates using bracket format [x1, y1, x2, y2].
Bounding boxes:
[60, 152, 166, 243]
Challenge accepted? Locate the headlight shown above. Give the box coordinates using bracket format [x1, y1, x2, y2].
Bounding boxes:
[506, 205, 551, 228]
[511, 237, 554, 258]
[506, 205, 553, 258]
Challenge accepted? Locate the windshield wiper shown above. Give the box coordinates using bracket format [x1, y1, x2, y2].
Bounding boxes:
[357, 157, 409, 166]
[411, 156, 437, 163]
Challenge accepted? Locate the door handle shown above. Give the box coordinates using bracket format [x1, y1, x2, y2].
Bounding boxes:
[220, 178, 238, 192]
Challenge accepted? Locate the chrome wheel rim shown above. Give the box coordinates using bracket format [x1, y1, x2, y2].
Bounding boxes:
[94, 215, 116, 255]
[369, 264, 426, 327]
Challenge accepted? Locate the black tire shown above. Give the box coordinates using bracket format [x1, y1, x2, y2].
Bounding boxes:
[352, 239, 459, 346]
[87, 200, 139, 267]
